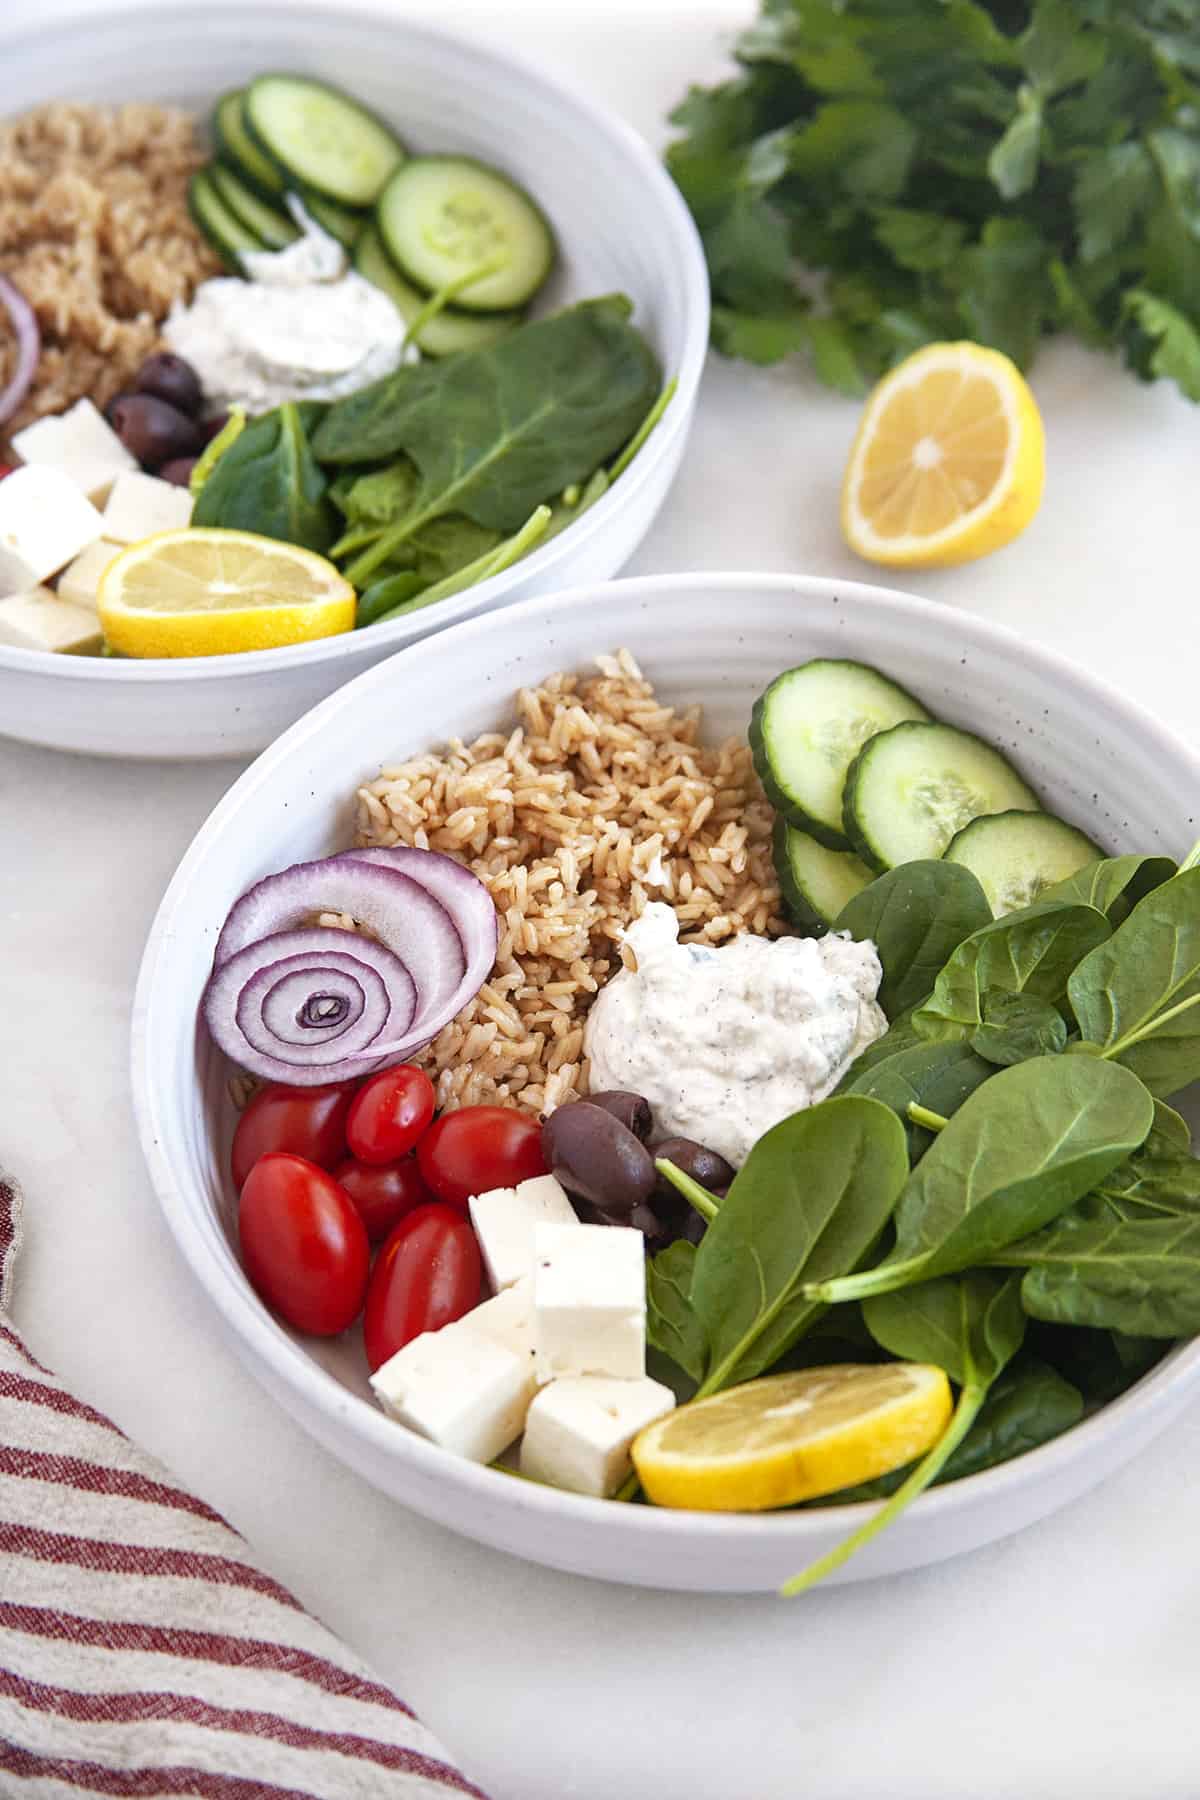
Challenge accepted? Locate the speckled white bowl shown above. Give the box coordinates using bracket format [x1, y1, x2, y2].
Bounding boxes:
[132, 573, 1200, 1591]
[0, 1, 707, 758]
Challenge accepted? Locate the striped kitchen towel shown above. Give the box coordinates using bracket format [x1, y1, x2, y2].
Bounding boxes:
[0, 1166, 491, 1798]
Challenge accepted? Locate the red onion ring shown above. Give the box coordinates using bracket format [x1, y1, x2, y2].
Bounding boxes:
[204, 848, 498, 1085]
[0, 274, 40, 431]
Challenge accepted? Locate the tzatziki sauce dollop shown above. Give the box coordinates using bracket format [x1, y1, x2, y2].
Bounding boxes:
[583, 903, 888, 1167]
[163, 204, 411, 415]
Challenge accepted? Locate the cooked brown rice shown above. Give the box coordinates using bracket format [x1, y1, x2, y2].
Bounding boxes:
[0, 102, 221, 435]
[351, 650, 787, 1117]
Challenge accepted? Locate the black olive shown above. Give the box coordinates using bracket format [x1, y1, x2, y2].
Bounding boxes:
[540, 1102, 656, 1215]
[157, 457, 197, 488]
[653, 1136, 736, 1196]
[199, 410, 231, 444]
[584, 1090, 653, 1141]
[134, 351, 204, 417]
[106, 393, 203, 470]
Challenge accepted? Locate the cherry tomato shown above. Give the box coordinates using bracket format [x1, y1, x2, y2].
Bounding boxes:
[0, 464, 13, 481]
[332, 1155, 434, 1244]
[362, 1203, 482, 1372]
[231, 1080, 357, 1191]
[416, 1104, 547, 1209]
[345, 1063, 436, 1165]
[238, 1153, 369, 1336]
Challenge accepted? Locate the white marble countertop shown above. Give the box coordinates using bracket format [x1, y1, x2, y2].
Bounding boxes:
[3, 3, 1200, 1796]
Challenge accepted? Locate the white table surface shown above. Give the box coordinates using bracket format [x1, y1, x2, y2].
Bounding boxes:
[4, 3, 1200, 1796]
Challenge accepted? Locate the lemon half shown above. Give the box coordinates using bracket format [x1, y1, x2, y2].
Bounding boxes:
[98, 527, 356, 658]
[841, 341, 1045, 568]
[631, 1364, 952, 1512]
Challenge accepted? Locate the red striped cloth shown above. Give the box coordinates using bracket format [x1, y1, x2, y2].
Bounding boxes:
[0, 1167, 492, 1798]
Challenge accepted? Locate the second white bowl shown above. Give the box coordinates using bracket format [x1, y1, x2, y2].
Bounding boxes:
[0, 1, 708, 758]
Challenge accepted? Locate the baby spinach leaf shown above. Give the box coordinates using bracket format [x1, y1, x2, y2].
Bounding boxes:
[192, 401, 336, 553]
[1027, 1320, 1165, 1411]
[970, 989, 1067, 1067]
[999, 1213, 1200, 1337]
[1041, 852, 1176, 919]
[689, 1097, 909, 1395]
[646, 1240, 708, 1386]
[1069, 866, 1200, 1096]
[835, 860, 991, 1018]
[833, 1010, 924, 1089]
[914, 901, 1110, 1042]
[783, 1273, 1024, 1594]
[332, 458, 422, 530]
[808, 1057, 1155, 1304]
[840, 1039, 994, 1158]
[1149, 1098, 1192, 1153]
[312, 297, 661, 584]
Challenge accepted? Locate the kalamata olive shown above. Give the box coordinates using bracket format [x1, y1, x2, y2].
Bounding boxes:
[584, 1090, 653, 1141]
[653, 1136, 736, 1197]
[200, 410, 231, 444]
[107, 393, 203, 470]
[158, 456, 197, 488]
[540, 1101, 656, 1215]
[134, 351, 204, 417]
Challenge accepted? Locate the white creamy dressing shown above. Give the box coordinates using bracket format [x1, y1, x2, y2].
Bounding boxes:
[163, 204, 412, 415]
[582, 902, 888, 1166]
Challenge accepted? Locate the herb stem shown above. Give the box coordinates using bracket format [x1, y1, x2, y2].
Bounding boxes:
[780, 1381, 984, 1597]
[655, 1159, 721, 1223]
[802, 1256, 925, 1307]
[400, 253, 510, 354]
[907, 1103, 950, 1133]
[607, 377, 678, 482]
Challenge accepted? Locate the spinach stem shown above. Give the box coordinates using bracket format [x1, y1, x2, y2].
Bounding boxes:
[400, 253, 510, 353]
[370, 504, 552, 626]
[330, 522, 386, 558]
[607, 377, 678, 482]
[802, 1256, 925, 1307]
[780, 1381, 984, 1597]
[655, 1159, 721, 1223]
[1100, 990, 1200, 1060]
[1179, 838, 1200, 874]
[907, 1103, 949, 1133]
[613, 1468, 642, 1503]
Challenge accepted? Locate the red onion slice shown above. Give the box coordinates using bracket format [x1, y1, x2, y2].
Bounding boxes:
[203, 929, 419, 1085]
[204, 847, 499, 1085]
[0, 274, 40, 431]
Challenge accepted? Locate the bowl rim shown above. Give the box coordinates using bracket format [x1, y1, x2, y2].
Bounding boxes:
[131, 568, 1200, 1554]
[0, 0, 709, 685]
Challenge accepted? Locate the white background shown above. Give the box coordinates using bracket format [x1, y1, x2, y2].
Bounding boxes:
[3, 3, 1200, 1796]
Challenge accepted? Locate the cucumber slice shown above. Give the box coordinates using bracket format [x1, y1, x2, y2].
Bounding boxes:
[187, 170, 263, 270]
[944, 810, 1102, 917]
[301, 189, 365, 248]
[212, 89, 286, 198]
[773, 818, 874, 931]
[844, 721, 1039, 871]
[375, 156, 556, 313]
[749, 660, 931, 849]
[353, 226, 521, 356]
[245, 74, 405, 208]
[209, 163, 299, 251]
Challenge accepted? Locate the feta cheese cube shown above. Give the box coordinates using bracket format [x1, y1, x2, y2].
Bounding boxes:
[464, 1278, 540, 1384]
[56, 539, 121, 614]
[0, 467, 107, 592]
[370, 1326, 531, 1465]
[11, 398, 137, 505]
[533, 1222, 646, 1382]
[101, 469, 193, 544]
[0, 587, 102, 654]
[520, 1375, 676, 1498]
[470, 1174, 579, 1291]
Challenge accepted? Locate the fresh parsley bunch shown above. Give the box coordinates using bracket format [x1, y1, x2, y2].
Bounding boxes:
[667, 0, 1200, 398]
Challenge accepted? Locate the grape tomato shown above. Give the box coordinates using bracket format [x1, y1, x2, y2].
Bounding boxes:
[362, 1203, 482, 1372]
[346, 1064, 436, 1166]
[238, 1153, 368, 1337]
[230, 1079, 357, 1191]
[416, 1105, 547, 1209]
[333, 1155, 433, 1243]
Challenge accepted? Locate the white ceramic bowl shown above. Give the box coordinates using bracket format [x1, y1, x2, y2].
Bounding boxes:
[133, 573, 1200, 1591]
[0, 1, 707, 760]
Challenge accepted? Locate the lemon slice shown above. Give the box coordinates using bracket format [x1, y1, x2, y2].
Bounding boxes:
[841, 341, 1045, 568]
[98, 527, 356, 658]
[631, 1364, 952, 1512]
